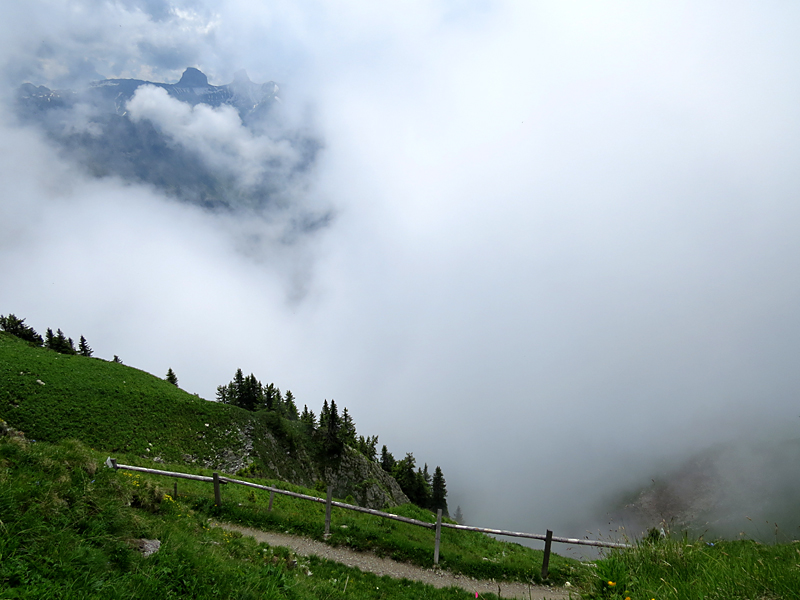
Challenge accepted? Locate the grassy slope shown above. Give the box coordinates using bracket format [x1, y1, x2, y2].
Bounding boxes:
[0, 332, 250, 462]
[0, 331, 586, 587]
[6, 332, 795, 598]
[0, 435, 482, 600]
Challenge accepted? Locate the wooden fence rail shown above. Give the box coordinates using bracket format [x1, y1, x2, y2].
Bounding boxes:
[105, 458, 629, 578]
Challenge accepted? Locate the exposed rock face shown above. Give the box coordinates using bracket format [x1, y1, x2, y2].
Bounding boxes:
[195, 419, 409, 510]
[327, 447, 409, 509]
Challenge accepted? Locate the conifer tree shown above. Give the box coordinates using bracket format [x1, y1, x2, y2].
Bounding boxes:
[78, 335, 93, 357]
[165, 368, 178, 386]
[112, 355, 122, 363]
[393, 453, 426, 505]
[319, 399, 330, 430]
[300, 404, 317, 432]
[380, 445, 396, 473]
[0, 314, 43, 345]
[340, 408, 357, 446]
[216, 384, 231, 404]
[431, 466, 448, 516]
[315, 399, 344, 475]
[454, 505, 464, 525]
[357, 435, 379, 462]
[284, 390, 299, 420]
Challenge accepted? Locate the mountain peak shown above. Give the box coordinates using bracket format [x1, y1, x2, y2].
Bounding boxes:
[177, 67, 208, 87]
[232, 69, 251, 84]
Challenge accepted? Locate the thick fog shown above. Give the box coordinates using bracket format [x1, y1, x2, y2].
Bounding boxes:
[2, 1, 800, 546]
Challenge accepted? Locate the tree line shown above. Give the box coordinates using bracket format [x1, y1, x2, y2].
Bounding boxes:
[1, 313, 93, 357]
[216, 367, 448, 515]
[1, 313, 176, 385]
[2, 313, 449, 516]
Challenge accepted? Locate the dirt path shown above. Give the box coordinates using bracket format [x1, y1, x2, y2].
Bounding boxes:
[214, 522, 571, 600]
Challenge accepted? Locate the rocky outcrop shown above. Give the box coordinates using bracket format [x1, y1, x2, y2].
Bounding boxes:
[190, 417, 409, 510]
[327, 447, 409, 509]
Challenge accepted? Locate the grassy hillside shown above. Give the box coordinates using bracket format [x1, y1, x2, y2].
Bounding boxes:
[0, 330, 587, 586]
[0, 434, 492, 600]
[0, 331, 250, 462]
[0, 331, 335, 489]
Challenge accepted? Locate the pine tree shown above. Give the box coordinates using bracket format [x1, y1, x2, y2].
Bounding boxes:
[284, 390, 299, 420]
[264, 383, 277, 411]
[112, 355, 122, 363]
[454, 505, 464, 525]
[315, 399, 344, 474]
[319, 399, 330, 430]
[78, 335, 93, 357]
[165, 368, 178, 386]
[357, 435, 379, 462]
[216, 384, 231, 404]
[45, 328, 54, 349]
[431, 466, 448, 516]
[340, 408, 357, 446]
[233, 369, 245, 403]
[380, 445, 395, 473]
[393, 453, 425, 505]
[48, 329, 76, 355]
[0, 314, 43, 345]
[300, 405, 317, 432]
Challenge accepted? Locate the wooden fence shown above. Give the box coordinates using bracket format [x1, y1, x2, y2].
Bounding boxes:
[105, 458, 629, 578]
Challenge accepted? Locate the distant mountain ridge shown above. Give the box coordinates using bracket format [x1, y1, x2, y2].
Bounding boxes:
[18, 67, 280, 124]
[14, 67, 322, 214]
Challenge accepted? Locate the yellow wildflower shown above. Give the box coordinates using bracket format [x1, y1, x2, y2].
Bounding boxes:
[608, 581, 616, 587]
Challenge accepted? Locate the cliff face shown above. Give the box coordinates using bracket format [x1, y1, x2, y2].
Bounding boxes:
[197, 416, 409, 510]
[327, 447, 409, 509]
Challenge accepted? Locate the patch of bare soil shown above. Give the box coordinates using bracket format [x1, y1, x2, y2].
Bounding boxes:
[214, 522, 570, 599]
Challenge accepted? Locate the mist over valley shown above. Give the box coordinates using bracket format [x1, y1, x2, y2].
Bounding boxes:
[2, 0, 800, 551]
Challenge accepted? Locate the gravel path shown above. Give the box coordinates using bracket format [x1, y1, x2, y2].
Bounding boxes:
[214, 522, 570, 599]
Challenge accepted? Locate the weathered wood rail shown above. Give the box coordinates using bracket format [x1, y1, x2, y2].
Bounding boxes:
[105, 458, 629, 578]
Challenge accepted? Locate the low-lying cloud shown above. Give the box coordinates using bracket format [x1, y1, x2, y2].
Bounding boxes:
[2, 0, 800, 548]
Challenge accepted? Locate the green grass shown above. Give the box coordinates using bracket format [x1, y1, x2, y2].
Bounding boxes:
[0, 435, 520, 600]
[0, 331, 588, 591]
[583, 533, 800, 600]
[0, 332, 315, 483]
[107, 449, 587, 586]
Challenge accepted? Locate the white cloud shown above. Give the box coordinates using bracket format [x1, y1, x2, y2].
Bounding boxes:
[126, 85, 300, 193]
[3, 0, 800, 542]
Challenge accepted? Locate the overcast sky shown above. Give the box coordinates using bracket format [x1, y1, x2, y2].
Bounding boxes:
[2, 1, 800, 543]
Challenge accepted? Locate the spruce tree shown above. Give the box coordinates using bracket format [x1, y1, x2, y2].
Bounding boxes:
[380, 445, 395, 473]
[284, 390, 299, 420]
[357, 435, 379, 462]
[454, 505, 464, 525]
[216, 385, 230, 404]
[393, 453, 423, 505]
[165, 368, 178, 386]
[0, 314, 43, 345]
[78, 335, 93, 357]
[300, 405, 317, 432]
[340, 408, 357, 446]
[431, 466, 448, 516]
[315, 399, 344, 475]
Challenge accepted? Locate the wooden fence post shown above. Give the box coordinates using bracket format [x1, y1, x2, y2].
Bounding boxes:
[268, 491, 275, 512]
[213, 472, 222, 506]
[541, 529, 553, 579]
[173, 481, 178, 498]
[324, 485, 333, 539]
[434, 509, 443, 565]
